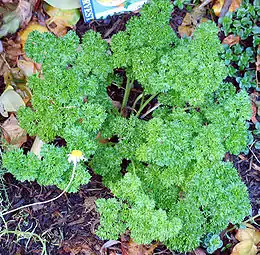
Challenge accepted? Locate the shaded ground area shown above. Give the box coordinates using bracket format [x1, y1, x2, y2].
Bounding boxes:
[0, 173, 110, 255]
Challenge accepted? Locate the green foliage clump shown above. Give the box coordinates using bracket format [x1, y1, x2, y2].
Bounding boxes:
[111, 0, 178, 94]
[2, 145, 90, 192]
[96, 173, 182, 244]
[3, 29, 113, 191]
[91, 1, 252, 252]
[2, 0, 253, 252]
[157, 22, 227, 105]
[219, 1, 259, 41]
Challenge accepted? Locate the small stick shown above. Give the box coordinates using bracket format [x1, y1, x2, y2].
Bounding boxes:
[0, 54, 11, 70]
[199, 0, 213, 9]
[248, 145, 260, 164]
[219, 0, 232, 19]
[140, 103, 161, 119]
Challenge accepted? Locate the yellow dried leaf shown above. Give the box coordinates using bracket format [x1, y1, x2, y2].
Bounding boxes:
[178, 6, 208, 38]
[19, 22, 48, 48]
[213, 0, 242, 17]
[236, 226, 260, 245]
[212, 0, 224, 16]
[231, 239, 257, 255]
[178, 25, 194, 37]
[182, 12, 192, 26]
[44, 4, 80, 37]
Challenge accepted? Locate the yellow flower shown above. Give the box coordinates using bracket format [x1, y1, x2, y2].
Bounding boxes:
[68, 150, 85, 165]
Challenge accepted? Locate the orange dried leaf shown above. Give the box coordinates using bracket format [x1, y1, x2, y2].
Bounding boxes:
[222, 34, 240, 46]
[121, 238, 157, 255]
[213, 0, 242, 17]
[251, 102, 258, 124]
[229, 0, 242, 12]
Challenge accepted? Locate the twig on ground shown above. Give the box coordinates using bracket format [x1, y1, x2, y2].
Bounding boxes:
[219, 0, 232, 19]
[199, 0, 213, 9]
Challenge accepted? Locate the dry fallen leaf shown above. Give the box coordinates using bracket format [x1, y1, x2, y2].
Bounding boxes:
[229, 0, 242, 12]
[101, 240, 121, 254]
[235, 224, 260, 245]
[121, 235, 157, 255]
[61, 239, 96, 255]
[222, 34, 240, 47]
[0, 86, 25, 117]
[251, 101, 258, 124]
[2, 38, 23, 66]
[1, 113, 27, 147]
[0, 54, 10, 76]
[231, 224, 260, 255]
[44, 4, 80, 36]
[212, 0, 242, 17]
[19, 21, 49, 48]
[44, 0, 81, 9]
[231, 239, 258, 255]
[30, 136, 44, 159]
[0, 0, 38, 38]
[17, 59, 36, 76]
[178, 6, 208, 38]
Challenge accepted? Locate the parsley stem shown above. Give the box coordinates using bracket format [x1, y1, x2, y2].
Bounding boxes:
[136, 93, 159, 117]
[132, 93, 143, 112]
[121, 78, 132, 115]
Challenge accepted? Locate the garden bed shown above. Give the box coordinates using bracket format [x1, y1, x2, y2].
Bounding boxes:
[0, 0, 259, 254]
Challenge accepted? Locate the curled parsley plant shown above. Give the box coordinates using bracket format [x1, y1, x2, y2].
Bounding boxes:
[2, 0, 253, 252]
[92, 0, 252, 252]
[3, 30, 113, 191]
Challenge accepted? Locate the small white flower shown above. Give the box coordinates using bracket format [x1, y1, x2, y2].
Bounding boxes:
[68, 150, 85, 165]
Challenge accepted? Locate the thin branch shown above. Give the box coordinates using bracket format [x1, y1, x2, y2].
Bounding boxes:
[140, 103, 161, 119]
